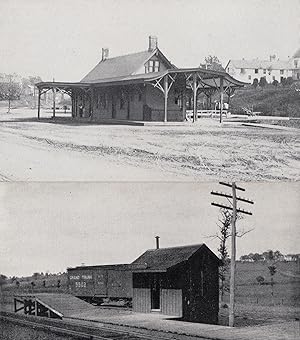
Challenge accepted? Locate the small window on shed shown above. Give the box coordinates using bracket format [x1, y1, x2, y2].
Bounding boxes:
[263, 69, 266, 74]
[248, 75, 251, 80]
[200, 270, 204, 296]
[138, 91, 142, 102]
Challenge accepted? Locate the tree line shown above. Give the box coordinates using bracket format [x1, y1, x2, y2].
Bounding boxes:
[239, 250, 298, 262]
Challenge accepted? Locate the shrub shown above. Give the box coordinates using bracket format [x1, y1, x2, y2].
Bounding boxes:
[256, 276, 265, 285]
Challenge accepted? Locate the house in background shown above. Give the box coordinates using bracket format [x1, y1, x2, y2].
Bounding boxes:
[226, 48, 300, 84]
[292, 48, 300, 80]
[37, 36, 245, 122]
[132, 243, 220, 324]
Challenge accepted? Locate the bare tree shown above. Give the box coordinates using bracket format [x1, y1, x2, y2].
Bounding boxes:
[200, 55, 225, 71]
[207, 208, 253, 302]
[217, 209, 231, 301]
[0, 74, 22, 113]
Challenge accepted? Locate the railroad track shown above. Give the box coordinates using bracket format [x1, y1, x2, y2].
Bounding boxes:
[0, 312, 185, 340]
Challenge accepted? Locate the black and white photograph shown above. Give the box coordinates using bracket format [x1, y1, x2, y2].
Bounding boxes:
[0, 0, 299, 339]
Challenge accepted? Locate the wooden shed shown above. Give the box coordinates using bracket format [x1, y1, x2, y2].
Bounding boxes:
[131, 244, 220, 324]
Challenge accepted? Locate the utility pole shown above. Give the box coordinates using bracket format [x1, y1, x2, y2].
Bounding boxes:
[211, 182, 254, 327]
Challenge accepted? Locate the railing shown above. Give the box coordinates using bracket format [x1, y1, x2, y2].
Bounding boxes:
[185, 109, 229, 120]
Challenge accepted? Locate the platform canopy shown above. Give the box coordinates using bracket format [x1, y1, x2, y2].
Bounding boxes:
[36, 67, 247, 122]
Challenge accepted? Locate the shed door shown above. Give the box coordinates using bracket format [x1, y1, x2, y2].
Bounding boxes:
[133, 288, 151, 313]
[161, 289, 182, 317]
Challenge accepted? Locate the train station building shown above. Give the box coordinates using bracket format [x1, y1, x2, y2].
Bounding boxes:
[36, 36, 245, 123]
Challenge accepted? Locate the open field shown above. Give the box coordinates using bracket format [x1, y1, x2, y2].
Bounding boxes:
[0, 108, 299, 181]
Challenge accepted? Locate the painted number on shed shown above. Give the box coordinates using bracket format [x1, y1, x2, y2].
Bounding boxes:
[75, 281, 87, 288]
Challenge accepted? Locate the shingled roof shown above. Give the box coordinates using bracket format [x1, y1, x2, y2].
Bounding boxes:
[131, 244, 216, 272]
[81, 48, 174, 83]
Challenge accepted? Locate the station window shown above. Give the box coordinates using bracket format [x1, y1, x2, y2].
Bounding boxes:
[240, 68, 245, 74]
[120, 90, 125, 109]
[96, 93, 100, 109]
[255, 69, 259, 74]
[99, 93, 107, 109]
[248, 75, 251, 80]
[263, 69, 266, 74]
[147, 60, 160, 73]
[280, 69, 284, 75]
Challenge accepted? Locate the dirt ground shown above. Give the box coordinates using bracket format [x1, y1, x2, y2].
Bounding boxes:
[0, 108, 299, 181]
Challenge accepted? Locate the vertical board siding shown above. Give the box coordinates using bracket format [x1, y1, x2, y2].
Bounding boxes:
[133, 288, 151, 313]
[161, 289, 182, 317]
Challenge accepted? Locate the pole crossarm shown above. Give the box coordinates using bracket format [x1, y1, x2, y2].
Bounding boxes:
[219, 181, 245, 191]
[211, 202, 252, 215]
[211, 191, 254, 204]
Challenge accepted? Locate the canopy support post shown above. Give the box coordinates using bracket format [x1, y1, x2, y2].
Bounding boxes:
[52, 87, 56, 118]
[181, 86, 186, 121]
[193, 73, 197, 123]
[90, 86, 94, 120]
[219, 76, 224, 123]
[37, 89, 41, 120]
[163, 75, 168, 122]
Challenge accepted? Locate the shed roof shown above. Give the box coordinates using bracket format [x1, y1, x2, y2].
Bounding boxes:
[131, 243, 217, 272]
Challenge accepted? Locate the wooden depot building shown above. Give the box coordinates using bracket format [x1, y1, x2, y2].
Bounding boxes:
[36, 36, 245, 123]
[131, 243, 220, 324]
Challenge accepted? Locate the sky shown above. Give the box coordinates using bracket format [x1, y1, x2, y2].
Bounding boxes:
[0, 182, 299, 277]
[0, 0, 299, 81]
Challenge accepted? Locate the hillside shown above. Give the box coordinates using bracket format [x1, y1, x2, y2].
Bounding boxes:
[229, 84, 300, 117]
[222, 261, 300, 307]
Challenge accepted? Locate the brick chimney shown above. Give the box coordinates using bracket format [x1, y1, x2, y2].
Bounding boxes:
[148, 36, 158, 52]
[155, 236, 160, 249]
[102, 48, 109, 61]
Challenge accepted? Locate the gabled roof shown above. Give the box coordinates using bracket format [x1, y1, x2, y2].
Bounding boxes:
[131, 243, 218, 272]
[81, 48, 173, 83]
[293, 48, 300, 58]
[227, 59, 293, 70]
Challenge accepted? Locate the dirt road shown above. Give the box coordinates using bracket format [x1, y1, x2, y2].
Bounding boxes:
[0, 109, 299, 181]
